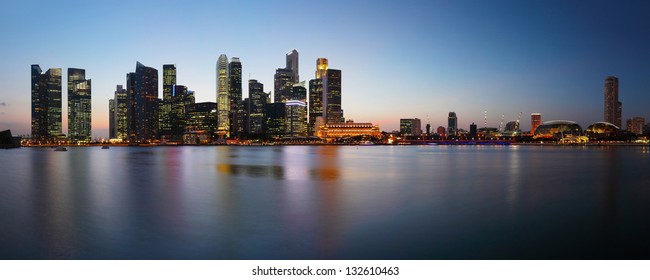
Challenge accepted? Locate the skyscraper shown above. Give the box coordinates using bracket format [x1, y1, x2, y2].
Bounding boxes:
[162, 64, 176, 100]
[286, 49, 299, 83]
[626, 117, 645, 135]
[216, 54, 230, 137]
[265, 102, 286, 138]
[109, 99, 115, 139]
[323, 69, 343, 123]
[316, 58, 328, 79]
[604, 76, 621, 128]
[448, 112, 458, 136]
[128, 62, 158, 143]
[113, 85, 128, 140]
[229, 58, 243, 138]
[308, 78, 323, 136]
[274, 68, 293, 103]
[67, 68, 92, 143]
[31, 65, 62, 142]
[160, 64, 177, 138]
[286, 100, 308, 137]
[248, 79, 267, 136]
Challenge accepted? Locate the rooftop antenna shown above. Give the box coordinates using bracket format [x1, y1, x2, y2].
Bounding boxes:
[499, 113, 505, 132]
[484, 110, 487, 127]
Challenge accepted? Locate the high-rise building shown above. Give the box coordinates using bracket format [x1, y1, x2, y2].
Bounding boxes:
[626, 117, 645, 135]
[229, 58, 243, 138]
[604, 76, 622, 128]
[128, 62, 158, 143]
[316, 58, 328, 79]
[162, 64, 176, 101]
[248, 79, 267, 136]
[531, 113, 542, 134]
[448, 112, 458, 136]
[323, 69, 343, 123]
[286, 49, 299, 83]
[68, 68, 92, 143]
[309, 58, 343, 133]
[274, 68, 293, 103]
[286, 100, 308, 137]
[31, 65, 62, 142]
[113, 85, 128, 140]
[308, 78, 323, 136]
[186, 102, 217, 138]
[400, 118, 422, 136]
[216, 54, 230, 137]
[109, 99, 115, 139]
[265, 102, 286, 138]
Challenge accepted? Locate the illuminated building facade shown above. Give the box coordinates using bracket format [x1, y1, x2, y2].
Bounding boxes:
[626, 117, 645, 135]
[531, 113, 542, 134]
[533, 120, 582, 139]
[286, 100, 308, 137]
[186, 102, 217, 141]
[110, 85, 128, 141]
[128, 62, 159, 143]
[315, 121, 381, 139]
[286, 49, 299, 83]
[323, 69, 343, 124]
[216, 54, 230, 137]
[308, 78, 323, 136]
[109, 99, 115, 139]
[265, 102, 286, 138]
[68, 68, 92, 143]
[229, 58, 243, 138]
[448, 112, 458, 136]
[436, 126, 446, 135]
[604, 76, 622, 128]
[400, 118, 422, 136]
[159, 64, 176, 138]
[274, 68, 293, 103]
[31, 65, 62, 142]
[247, 79, 267, 136]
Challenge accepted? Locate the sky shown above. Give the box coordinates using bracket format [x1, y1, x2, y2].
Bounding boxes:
[1, 0, 649, 138]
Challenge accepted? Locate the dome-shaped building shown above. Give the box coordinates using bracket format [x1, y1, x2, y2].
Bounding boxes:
[533, 120, 582, 139]
[586, 121, 623, 141]
[586, 122, 619, 134]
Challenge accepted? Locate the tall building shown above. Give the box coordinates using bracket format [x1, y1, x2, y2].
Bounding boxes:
[160, 64, 177, 138]
[308, 78, 323, 136]
[626, 117, 645, 135]
[229, 58, 243, 138]
[323, 69, 343, 123]
[162, 64, 176, 100]
[68, 68, 92, 143]
[604, 76, 622, 128]
[316, 58, 328, 79]
[186, 102, 217, 138]
[265, 102, 286, 138]
[248, 79, 267, 136]
[286, 100, 308, 137]
[308, 58, 343, 133]
[128, 62, 158, 143]
[216, 54, 230, 137]
[531, 113, 542, 134]
[109, 99, 115, 139]
[274, 68, 293, 103]
[286, 49, 299, 83]
[448, 112, 458, 136]
[31, 65, 62, 142]
[113, 85, 128, 140]
[400, 118, 422, 136]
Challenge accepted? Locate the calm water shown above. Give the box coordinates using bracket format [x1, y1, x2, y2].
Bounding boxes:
[1, 145, 650, 259]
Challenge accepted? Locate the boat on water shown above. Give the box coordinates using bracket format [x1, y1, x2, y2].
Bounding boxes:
[359, 141, 375, 146]
[101, 146, 110, 149]
[54, 146, 68, 151]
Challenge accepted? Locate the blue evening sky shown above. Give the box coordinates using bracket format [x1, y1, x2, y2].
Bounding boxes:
[1, 0, 649, 138]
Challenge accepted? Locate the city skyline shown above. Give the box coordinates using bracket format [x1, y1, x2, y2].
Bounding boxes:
[2, 0, 650, 139]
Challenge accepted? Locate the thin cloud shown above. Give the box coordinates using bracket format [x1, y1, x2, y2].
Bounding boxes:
[0, 102, 6, 106]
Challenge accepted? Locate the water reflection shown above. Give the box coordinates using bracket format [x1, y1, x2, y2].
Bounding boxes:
[2, 146, 650, 259]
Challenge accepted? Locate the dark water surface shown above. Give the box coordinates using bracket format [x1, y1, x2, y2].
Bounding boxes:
[1, 145, 650, 259]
